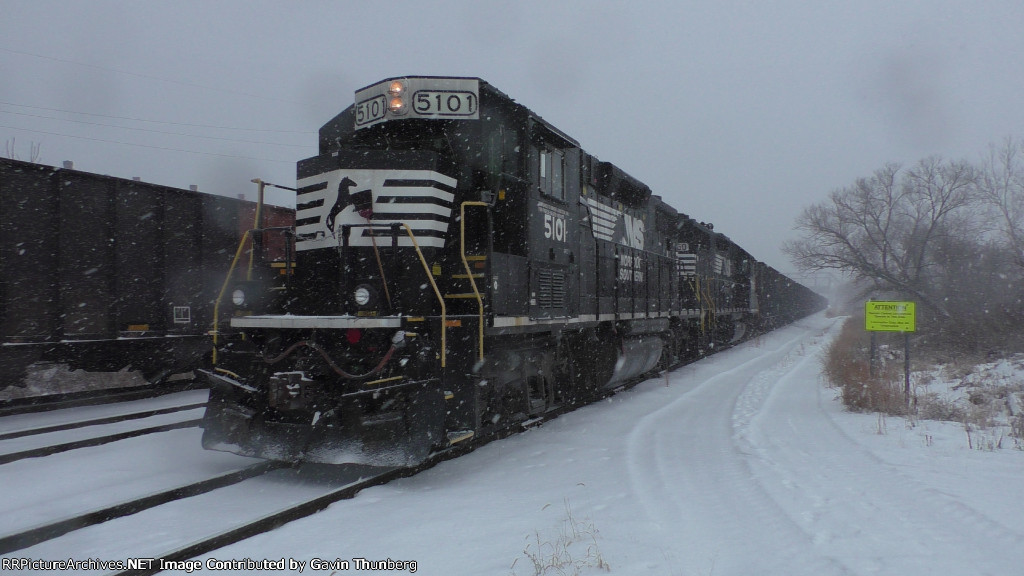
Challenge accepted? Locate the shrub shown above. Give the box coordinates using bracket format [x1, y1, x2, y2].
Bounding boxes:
[510, 500, 609, 576]
[823, 317, 909, 415]
[916, 392, 966, 421]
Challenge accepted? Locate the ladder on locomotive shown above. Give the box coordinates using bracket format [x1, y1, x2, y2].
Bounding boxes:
[442, 202, 489, 361]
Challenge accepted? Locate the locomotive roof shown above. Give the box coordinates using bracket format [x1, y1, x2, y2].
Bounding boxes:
[354, 75, 485, 94]
[319, 76, 580, 151]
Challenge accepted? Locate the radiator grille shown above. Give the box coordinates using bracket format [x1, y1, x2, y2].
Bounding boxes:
[537, 269, 566, 309]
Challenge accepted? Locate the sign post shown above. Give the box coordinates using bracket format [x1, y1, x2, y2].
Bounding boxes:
[865, 301, 916, 410]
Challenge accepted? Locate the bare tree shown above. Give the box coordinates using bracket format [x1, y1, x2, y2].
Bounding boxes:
[785, 157, 978, 317]
[977, 137, 1024, 270]
[4, 137, 41, 163]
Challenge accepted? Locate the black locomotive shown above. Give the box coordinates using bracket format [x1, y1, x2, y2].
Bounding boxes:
[203, 76, 826, 466]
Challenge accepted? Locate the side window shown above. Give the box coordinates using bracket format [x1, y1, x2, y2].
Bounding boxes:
[539, 147, 550, 194]
[551, 148, 564, 200]
[538, 146, 565, 201]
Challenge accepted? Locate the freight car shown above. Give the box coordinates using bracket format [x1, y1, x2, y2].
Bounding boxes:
[0, 158, 293, 391]
[202, 76, 826, 466]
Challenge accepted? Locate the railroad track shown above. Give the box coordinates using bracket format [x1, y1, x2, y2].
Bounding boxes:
[111, 377, 651, 576]
[0, 418, 202, 465]
[1, 380, 613, 574]
[111, 464, 414, 576]
[0, 461, 286, 554]
[0, 391, 207, 465]
[2, 418, 515, 572]
[3, 360, 695, 574]
[0, 403, 206, 442]
[0, 378, 203, 418]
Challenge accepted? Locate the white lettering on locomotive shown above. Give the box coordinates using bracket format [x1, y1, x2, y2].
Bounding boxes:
[713, 253, 732, 277]
[538, 202, 569, 243]
[581, 195, 645, 249]
[623, 214, 645, 249]
[617, 253, 645, 282]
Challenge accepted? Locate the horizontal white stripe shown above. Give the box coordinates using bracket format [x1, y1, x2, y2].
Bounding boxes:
[297, 219, 449, 233]
[373, 203, 452, 216]
[297, 236, 446, 250]
[232, 316, 401, 329]
[589, 212, 619, 223]
[490, 310, 685, 328]
[360, 219, 449, 232]
[295, 186, 454, 205]
[583, 198, 621, 215]
[588, 210, 618, 220]
[298, 170, 456, 187]
[378, 188, 455, 202]
[238, 310, 705, 330]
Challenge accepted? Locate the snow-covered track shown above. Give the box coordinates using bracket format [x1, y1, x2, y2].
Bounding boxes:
[107, 465, 411, 576]
[0, 402, 206, 441]
[0, 390, 208, 465]
[0, 418, 201, 465]
[0, 460, 286, 554]
[0, 379, 202, 417]
[107, 408, 582, 576]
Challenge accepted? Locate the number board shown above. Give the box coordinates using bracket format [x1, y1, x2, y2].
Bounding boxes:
[865, 301, 916, 332]
[354, 77, 480, 129]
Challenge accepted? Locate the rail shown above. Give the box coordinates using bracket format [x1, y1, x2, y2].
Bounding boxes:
[460, 201, 488, 362]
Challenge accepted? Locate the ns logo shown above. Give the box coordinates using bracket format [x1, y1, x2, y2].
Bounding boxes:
[622, 214, 645, 249]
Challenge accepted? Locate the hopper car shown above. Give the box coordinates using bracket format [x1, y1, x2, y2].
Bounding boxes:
[0, 157, 292, 391]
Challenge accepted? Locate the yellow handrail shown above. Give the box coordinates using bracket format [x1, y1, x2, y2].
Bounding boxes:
[402, 223, 446, 368]
[247, 179, 265, 281]
[212, 229, 253, 366]
[460, 201, 488, 362]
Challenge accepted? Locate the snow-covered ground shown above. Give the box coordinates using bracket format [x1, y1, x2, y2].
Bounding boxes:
[205, 313, 1024, 575]
[5, 313, 1024, 575]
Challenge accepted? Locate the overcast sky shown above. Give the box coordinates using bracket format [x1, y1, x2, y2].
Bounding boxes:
[2, 0, 1023, 274]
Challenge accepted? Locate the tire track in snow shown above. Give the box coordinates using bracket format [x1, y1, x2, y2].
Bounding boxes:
[736, 318, 1024, 575]
[624, 318, 851, 576]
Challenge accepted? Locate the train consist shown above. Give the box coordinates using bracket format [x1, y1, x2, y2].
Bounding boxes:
[202, 76, 826, 466]
[0, 158, 292, 391]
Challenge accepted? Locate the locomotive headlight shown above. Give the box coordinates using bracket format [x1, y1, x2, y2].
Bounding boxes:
[231, 288, 246, 307]
[391, 330, 406, 348]
[387, 81, 407, 115]
[353, 285, 372, 307]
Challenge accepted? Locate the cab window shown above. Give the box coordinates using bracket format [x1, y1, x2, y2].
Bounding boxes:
[539, 146, 565, 201]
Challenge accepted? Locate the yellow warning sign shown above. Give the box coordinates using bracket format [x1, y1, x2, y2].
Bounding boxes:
[865, 301, 916, 332]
